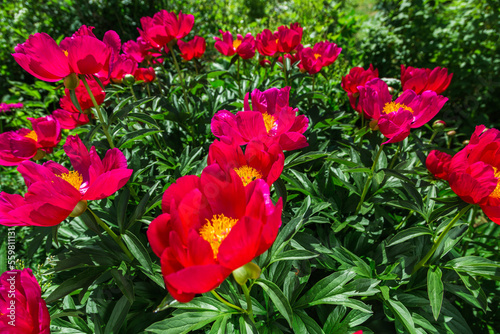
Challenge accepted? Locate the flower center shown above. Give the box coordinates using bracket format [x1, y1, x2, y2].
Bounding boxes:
[314, 53, 322, 59]
[63, 50, 69, 57]
[24, 130, 38, 142]
[382, 102, 414, 114]
[233, 39, 242, 50]
[234, 166, 263, 186]
[199, 214, 238, 259]
[489, 167, 500, 199]
[262, 112, 277, 133]
[57, 170, 83, 190]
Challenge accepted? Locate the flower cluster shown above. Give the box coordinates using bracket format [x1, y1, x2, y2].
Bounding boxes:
[0, 102, 23, 113]
[147, 86, 308, 302]
[342, 64, 452, 144]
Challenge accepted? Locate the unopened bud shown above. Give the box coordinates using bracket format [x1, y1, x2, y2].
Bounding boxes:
[69, 200, 88, 218]
[369, 118, 379, 131]
[232, 262, 261, 285]
[462, 140, 470, 145]
[388, 86, 395, 94]
[447, 130, 456, 137]
[123, 74, 135, 86]
[64, 73, 80, 90]
[432, 120, 446, 131]
[32, 149, 46, 161]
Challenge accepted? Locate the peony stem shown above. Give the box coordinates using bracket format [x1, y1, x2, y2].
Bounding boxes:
[281, 53, 288, 87]
[388, 142, 402, 170]
[210, 290, 246, 313]
[412, 204, 473, 274]
[129, 86, 137, 101]
[88, 208, 134, 261]
[81, 76, 115, 148]
[241, 283, 255, 323]
[170, 46, 190, 109]
[355, 144, 384, 214]
[237, 57, 242, 97]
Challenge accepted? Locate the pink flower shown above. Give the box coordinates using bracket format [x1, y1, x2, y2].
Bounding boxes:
[134, 67, 156, 83]
[276, 23, 303, 53]
[0, 115, 61, 166]
[341, 65, 379, 114]
[208, 139, 284, 186]
[211, 87, 308, 151]
[278, 44, 303, 65]
[0, 135, 133, 226]
[299, 41, 342, 75]
[256, 29, 279, 57]
[139, 11, 194, 49]
[358, 78, 448, 144]
[178, 36, 206, 61]
[214, 31, 256, 59]
[401, 65, 453, 94]
[53, 78, 104, 129]
[0, 103, 23, 113]
[0, 269, 50, 333]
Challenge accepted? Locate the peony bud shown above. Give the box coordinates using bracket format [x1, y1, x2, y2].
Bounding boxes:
[122, 74, 135, 86]
[69, 200, 88, 217]
[232, 262, 261, 285]
[447, 130, 456, 137]
[432, 120, 446, 131]
[64, 73, 80, 90]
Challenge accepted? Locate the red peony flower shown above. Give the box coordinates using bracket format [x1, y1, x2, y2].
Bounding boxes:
[13, 26, 118, 83]
[276, 23, 303, 53]
[146, 164, 283, 302]
[426, 150, 452, 180]
[341, 65, 379, 114]
[278, 44, 303, 65]
[0, 135, 132, 227]
[134, 67, 156, 83]
[178, 36, 206, 61]
[446, 125, 500, 224]
[401, 65, 453, 95]
[0, 115, 61, 166]
[256, 29, 279, 57]
[214, 31, 256, 59]
[211, 87, 309, 151]
[53, 77, 104, 129]
[0, 103, 23, 113]
[109, 55, 138, 84]
[138, 10, 194, 50]
[0, 268, 50, 333]
[123, 36, 162, 64]
[299, 41, 342, 75]
[208, 139, 284, 187]
[357, 78, 448, 144]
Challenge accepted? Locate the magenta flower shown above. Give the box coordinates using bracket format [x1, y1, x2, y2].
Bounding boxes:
[0, 135, 133, 227]
[123, 37, 162, 64]
[276, 23, 303, 53]
[208, 139, 284, 186]
[109, 55, 138, 84]
[134, 67, 156, 83]
[178, 36, 206, 61]
[299, 41, 342, 75]
[139, 10, 194, 49]
[0, 115, 61, 166]
[214, 31, 256, 59]
[341, 65, 379, 114]
[0, 268, 50, 333]
[358, 78, 448, 144]
[256, 29, 279, 57]
[401, 65, 453, 95]
[0, 102, 23, 113]
[211, 87, 308, 151]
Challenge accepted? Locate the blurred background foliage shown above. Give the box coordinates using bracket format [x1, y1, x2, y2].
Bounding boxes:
[1, 0, 499, 135]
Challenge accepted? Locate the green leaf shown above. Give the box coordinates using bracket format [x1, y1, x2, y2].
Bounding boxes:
[386, 299, 417, 334]
[445, 256, 500, 278]
[122, 231, 153, 274]
[104, 296, 130, 334]
[427, 266, 443, 320]
[117, 129, 161, 148]
[292, 310, 325, 334]
[270, 250, 319, 264]
[46, 267, 107, 303]
[255, 279, 293, 327]
[387, 227, 432, 247]
[110, 268, 135, 304]
[69, 88, 83, 113]
[126, 181, 161, 229]
[146, 311, 223, 334]
[238, 315, 258, 334]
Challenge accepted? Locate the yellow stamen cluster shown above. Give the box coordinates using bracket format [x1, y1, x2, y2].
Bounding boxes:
[313, 53, 322, 59]
[24, 130, 38, 142]
[57, 171, 83, 190]
[382, 102, 414, 115]
[199, 214, 238, 258]
[490, 167, 500, 199]
[63, 50, 69, 57]
[234, 165, 263, 186]
[262, 112, 277, 133]
[233, 39, 242, 50]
